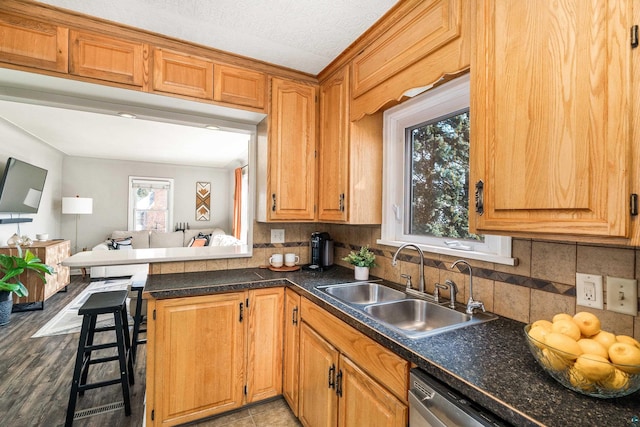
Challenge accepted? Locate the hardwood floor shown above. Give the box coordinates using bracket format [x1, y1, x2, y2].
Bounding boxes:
[0, 275, 146, 427]
[0, 275, 300, 427]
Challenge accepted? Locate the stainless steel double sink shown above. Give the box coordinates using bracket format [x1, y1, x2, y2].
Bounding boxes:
[318, 282, 496, 339]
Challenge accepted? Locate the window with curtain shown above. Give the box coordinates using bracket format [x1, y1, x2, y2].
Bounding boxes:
[128, 177, 174, 231]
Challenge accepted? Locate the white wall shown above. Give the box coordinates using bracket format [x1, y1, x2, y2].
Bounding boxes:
[62, 157, 233, 251]
[0, 118, 64, 246]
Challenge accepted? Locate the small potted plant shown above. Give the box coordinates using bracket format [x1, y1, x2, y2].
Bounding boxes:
[0, 246, 53, 326]
[342, 245, 376, 280]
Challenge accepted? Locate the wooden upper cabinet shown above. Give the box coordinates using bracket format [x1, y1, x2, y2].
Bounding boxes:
[152, 48, 213, 99]
[268, 77, 317, 221]
[352, 0, 462, 98]
[349, 0, 468, 120]
[70, 30, 147, 87]
[470, 0, 632, 238]
[318, 67, 350, 222]
[214, 64, 266, 110]
[318, 66, 383, 224]
[0, 13, 68, 73]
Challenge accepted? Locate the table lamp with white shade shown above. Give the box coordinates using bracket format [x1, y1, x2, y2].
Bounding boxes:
[62, 196, 93, 253]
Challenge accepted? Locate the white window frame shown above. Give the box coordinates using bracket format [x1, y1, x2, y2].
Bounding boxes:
[128, 176, 174, 232]
[378, 74, 515, 265]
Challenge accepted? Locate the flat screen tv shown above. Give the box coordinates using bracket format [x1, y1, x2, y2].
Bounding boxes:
[0, 157, 48, 213]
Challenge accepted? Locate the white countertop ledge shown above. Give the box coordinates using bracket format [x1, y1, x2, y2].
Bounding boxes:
[61, 245, 252, 267]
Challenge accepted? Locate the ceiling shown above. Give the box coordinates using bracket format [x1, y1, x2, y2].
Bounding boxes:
[35, 0, 399, 75]
[2, 1, 399, 168]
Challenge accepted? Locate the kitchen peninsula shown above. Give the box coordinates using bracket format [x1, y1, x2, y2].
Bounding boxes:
[61, 245, 252, 269]
[140, 266, 638, 427]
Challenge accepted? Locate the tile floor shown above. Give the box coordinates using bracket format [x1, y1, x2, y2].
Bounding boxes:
[190, 398, 301, 427]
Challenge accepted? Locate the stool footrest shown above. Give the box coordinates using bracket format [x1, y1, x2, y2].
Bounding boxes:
[83, 342, 119, 352]
[88, 355, 120, 365]
[93, 325, 116, 333]
[78, 378, 123, 392]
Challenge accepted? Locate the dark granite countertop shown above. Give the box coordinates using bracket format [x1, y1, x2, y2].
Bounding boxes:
[144, 266, 640, 427]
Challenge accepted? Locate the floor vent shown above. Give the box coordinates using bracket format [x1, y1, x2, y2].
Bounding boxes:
[74, 401, 125, 420]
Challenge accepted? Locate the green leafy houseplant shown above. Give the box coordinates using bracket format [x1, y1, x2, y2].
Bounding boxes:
[342, 246, 376, 268]
[0, 247, 54, 297]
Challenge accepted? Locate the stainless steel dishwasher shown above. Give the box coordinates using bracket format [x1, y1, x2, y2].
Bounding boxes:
[409, 368, 509, 427]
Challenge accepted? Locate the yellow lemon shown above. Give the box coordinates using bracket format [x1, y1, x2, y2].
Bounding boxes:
[528, 326, 550, 349]
[592, 330, 617, 350]
[608, 342, 640, 374]
[577, 339, 609, 360]
[551, 319, 581, 341]
[616, 335, 640, 348]
[553, 313, 574, 323]
[545, 332, 582, 360]
[573, 354, 614, 381]
[568, 366, 595, 391]
[572, 312, 601, 337]
[531, 319, 553, 331]
[542, 348, 572, 371]
[598, 368, 630, 391]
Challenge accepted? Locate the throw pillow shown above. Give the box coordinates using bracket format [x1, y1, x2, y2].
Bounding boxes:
[187, 232, 210, 247]
[110, 236, 133, 250]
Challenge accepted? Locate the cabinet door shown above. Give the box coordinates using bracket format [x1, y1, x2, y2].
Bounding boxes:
[152, 293, 245, 426]
[318, 67, 349, 222]
[0, 13, 68, 73]
[338, 355, 407, 427]
[283, 288, 301, 415]
[152, 48, 213, 99]
[268, 77, 317, 221]
[299, 322, 338, 427]
[471, 0, 631, 237]
[246, 287, 284, 403]
[70, 30, 147, 87]
[214, 64, 266, 109]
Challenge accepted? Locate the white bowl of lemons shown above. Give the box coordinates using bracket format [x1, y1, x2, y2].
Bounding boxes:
[525, 312, 640, 398]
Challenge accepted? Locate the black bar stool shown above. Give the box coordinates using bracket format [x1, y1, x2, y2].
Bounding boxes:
[130, 280, 147, 364]
[65, 290, 134, 426]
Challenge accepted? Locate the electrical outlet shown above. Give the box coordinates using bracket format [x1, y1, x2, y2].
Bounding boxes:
[576, 273, 603, 309]
[270, 229, 285, 244]
[606, 276, 638, 316]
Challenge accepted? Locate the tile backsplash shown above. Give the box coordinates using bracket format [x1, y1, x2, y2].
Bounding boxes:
[160, 221, 640, 341]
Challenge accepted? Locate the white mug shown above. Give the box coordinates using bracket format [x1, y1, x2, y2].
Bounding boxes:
[284, 253, 299, 267]
[269, 253, 283, 268]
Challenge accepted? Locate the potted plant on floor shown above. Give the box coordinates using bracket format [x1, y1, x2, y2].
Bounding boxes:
[342, 245, 376, 280]
[0, 246, 54, 326]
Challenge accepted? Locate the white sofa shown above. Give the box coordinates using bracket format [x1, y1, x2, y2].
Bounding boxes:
[90, 228, 241, 279]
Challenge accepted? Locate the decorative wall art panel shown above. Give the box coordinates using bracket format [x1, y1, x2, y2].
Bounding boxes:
[196, 181, 210, 221]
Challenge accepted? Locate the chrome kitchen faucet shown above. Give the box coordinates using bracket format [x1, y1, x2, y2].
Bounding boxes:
[451, 259, 485, 314]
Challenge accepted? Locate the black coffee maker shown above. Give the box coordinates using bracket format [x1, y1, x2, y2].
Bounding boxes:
[308, 231, 334, 270]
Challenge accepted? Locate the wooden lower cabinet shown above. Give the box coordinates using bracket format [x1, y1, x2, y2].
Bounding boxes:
[283, 288, 302, 415]
[297, 298, 408, 427]
[0, 240, 70, 305]
[246, 287, 284, 403]
[146, 287, 284, 426]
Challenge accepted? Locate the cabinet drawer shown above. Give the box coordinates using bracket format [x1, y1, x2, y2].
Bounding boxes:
[301, 298, 408, 401]
[214, 64, 266, 109]
[70, 30, 147, 87]
[0, 13, 68, 73]
[152, 48, 213, 99]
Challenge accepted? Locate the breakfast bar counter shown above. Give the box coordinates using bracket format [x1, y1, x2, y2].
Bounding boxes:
[143, 266, 639, 427]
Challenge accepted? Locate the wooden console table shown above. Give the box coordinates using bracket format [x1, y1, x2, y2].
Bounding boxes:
[0, 240, 71, 310]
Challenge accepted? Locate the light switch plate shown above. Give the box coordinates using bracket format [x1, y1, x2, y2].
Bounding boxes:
[576, 273, 603, 309]
[270, 229, 285, 244]
[606, 276, 638, 316]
